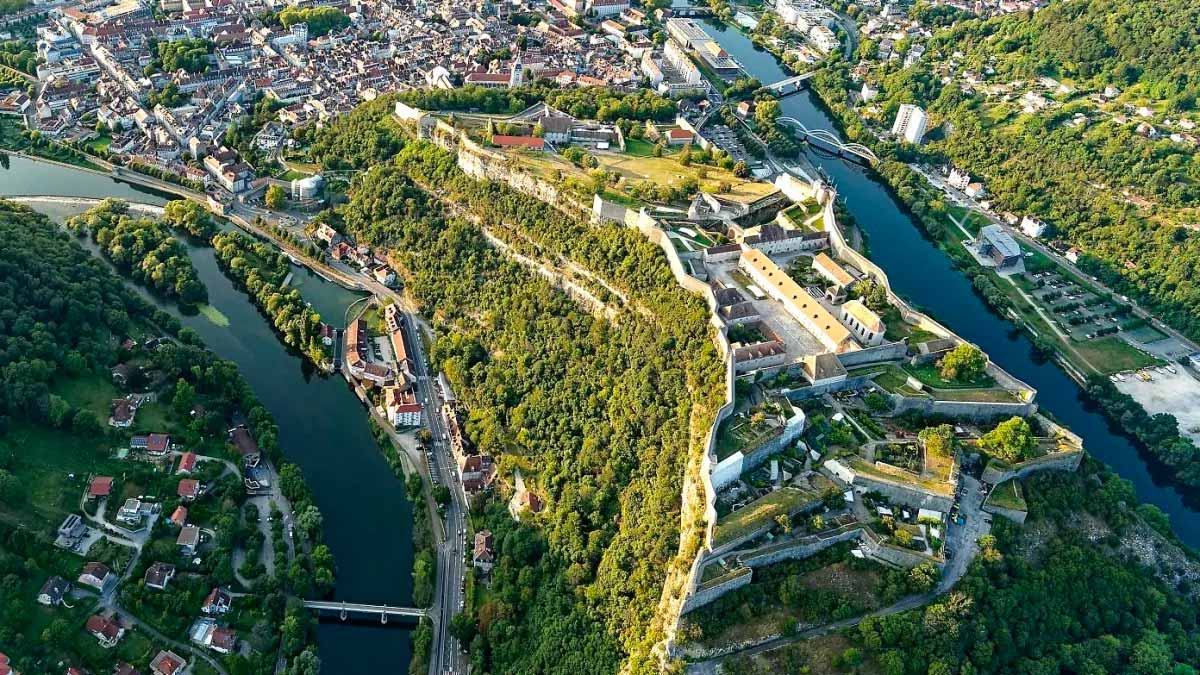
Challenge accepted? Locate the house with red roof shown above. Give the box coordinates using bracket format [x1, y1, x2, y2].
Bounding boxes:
[88, 476, 114, 499]
[149, 650, 186, 675]
[170, 505, 188, 528]
[176, 452, 197, 474]
[177, 479, 202, 501]
[77, 562, 113, 591]
[85, 613, 125, 648]
[202, 587, 232, 615]
[0, 651, 19, 675]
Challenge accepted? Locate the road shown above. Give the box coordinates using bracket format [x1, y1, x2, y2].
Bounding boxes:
[399, 312, 471, 675]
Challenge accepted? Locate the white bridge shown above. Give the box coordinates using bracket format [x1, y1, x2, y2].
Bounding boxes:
[764, 72, 816, 96]
[776, 117, 879, 164]
[303, 600, 428, 623]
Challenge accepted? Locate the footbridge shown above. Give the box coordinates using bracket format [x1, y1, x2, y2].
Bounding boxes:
[776, 117, 878, 164]
[302, 600, 428, 623]
[764, 72, 816, 96]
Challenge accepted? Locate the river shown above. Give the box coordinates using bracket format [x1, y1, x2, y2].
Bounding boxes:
[0, 155, 414, 673]
[700, 20, 1200, 547]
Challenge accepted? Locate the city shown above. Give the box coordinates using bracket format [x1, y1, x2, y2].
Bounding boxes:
[0, 0, 1198, 674]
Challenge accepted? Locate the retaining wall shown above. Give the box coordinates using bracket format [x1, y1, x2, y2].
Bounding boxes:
[738, 525, 865, 569]
[981, 449, 1083, 485]
[680, 566, 752, 614]
[891, 395, 1038, 420]
[838, 341, 909, 368]
[982, 502, 1028, 525]
[853, 474, 955, 512]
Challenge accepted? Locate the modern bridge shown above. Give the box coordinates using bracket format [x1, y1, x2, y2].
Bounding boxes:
[764, 72, 816, 96]
[776, 117, 879, 165]
[302, 600, 428, 624]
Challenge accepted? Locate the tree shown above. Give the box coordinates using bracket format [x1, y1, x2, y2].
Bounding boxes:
[938, 343, 985, 382]
[266, 184, 287, 210]
[754, 98, 781, 129]
[732, 160, 750, 177]
[980, 416, 1036, 463]
[449, 612, 477, 643]
[917, 424, 955, 456]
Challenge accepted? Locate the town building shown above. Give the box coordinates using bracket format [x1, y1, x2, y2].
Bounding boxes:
[202, 587, 233, 615]
[891, 104, 927, 144]
[739, 249, 861, 354]
[150, 650, 186, 675]
[472, 530, 495, 572]
[976, 224, 1023, 269]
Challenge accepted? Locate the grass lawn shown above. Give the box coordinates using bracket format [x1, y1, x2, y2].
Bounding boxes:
[132, 400, 176, 435]
[622, 137, 660, 157]
[869, 365, 929, 399]
[1073, 336, 1162, 374]
[931, 387, 1019, 403]
[52, 372, 120, 421]
[985, 480, 1027, 511]
[0, 424, 121, 528]
[903, 362, 995, 390]
[713, 486, 823, 547]
[849, 456, 953, 496]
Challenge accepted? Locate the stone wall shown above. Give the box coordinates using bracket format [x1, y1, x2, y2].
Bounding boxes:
[680, 566, 752, 614]
[852, 473, 955, 512]
[982, 502, 1028, 525]
[738, 525, 866, 569]
[837, 341, 909, 369]
[784, 373, 878, 400]
[891, 395, 1038, 420]
[981, 449, 1083, 485]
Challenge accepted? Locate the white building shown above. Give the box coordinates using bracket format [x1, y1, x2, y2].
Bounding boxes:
[947, 167, 970, 190]
[808, 25, 839, 54]
[1020, 216, 1048, 238]
[891, 104, 927, 144]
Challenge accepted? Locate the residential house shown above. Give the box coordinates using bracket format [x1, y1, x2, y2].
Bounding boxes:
[149, 650, 187, 675]
[78, 562, 113, 591]
[472, 530, 495, 572]
[109, 396, 138, 427]
[0, 652, 17, 675]
[116, 498, 157, 526]
[176, 452, 198, 474]
[228, 426, 261, 466]
[170, 506, 188, 528]
[85, 614, 126, 648]
[201, 587, 232, 615]
[88, 476, 114, 500]
[177, 479, 202, 501]
[177, 524, 201, 556]
[144, 562, 176, 590]
[384, 385, 422, 428]
[130, 433, 171, 456]
[458, 454, 497, 494]
[37, 576, 71, 606]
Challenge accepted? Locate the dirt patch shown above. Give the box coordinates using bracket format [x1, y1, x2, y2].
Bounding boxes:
[728, 633, 881, 675]
[801, 561, 882, 609]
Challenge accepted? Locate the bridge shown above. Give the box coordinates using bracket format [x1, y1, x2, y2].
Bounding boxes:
[776, 117, 878, 165]
[764, 72, 816, 96]
[302, 600, 427, 624]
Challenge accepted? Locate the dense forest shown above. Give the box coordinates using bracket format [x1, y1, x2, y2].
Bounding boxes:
[0, 200, 328, 674]
[211, 230, 327, 365]
[307, 101, 724, 672]
[831, 465, 1200, 675]
[65, 199, 208, 309]
[0, 200, 181, 423]
[839, 0, 1200, 340]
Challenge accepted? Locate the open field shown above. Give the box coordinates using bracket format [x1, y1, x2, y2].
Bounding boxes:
[0, 424, 120, 528]
[1073, 337, 1162, 374]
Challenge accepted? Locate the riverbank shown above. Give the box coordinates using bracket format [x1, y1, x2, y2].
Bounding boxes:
[695, 17, 1200, 545]
[2, 189, 417, 674]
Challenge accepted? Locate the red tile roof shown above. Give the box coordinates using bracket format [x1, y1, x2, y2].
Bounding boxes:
[177, 479, 200, 498]
[88, 476, 114, 498]
[491, 134, 545, 150]
[176, 452, 197, 473]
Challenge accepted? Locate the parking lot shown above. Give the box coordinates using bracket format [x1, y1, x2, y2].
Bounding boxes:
[1028, 270, 1126, 340]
